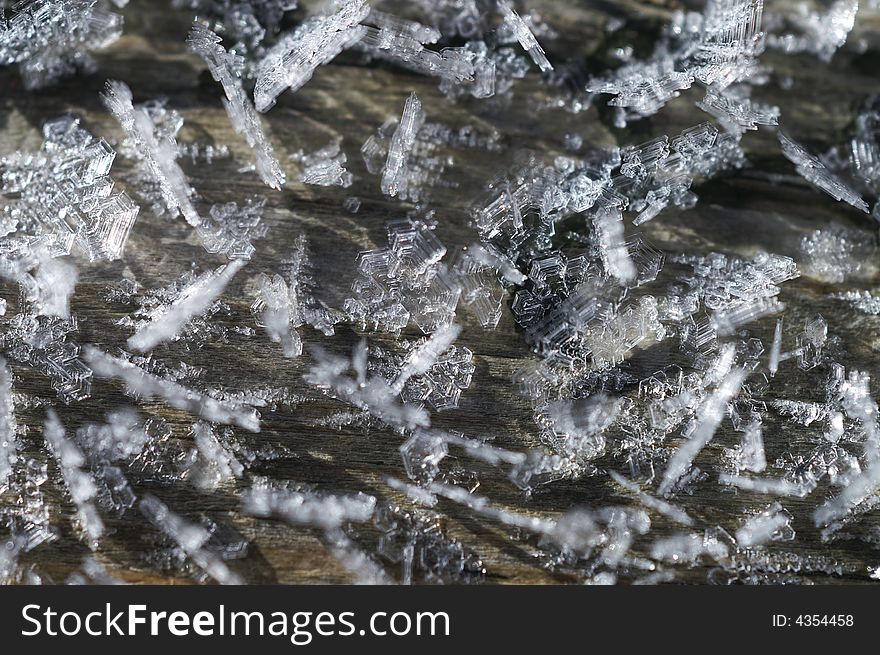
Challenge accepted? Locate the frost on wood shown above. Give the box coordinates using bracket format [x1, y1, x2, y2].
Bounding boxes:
[187, 22, 285, 189]
[253, 0, 369, 112]
[1, 115, 139, 261]
[102, 80, 202, 226]
[0, 0, 123, 89]
[0, 358, 17, 486]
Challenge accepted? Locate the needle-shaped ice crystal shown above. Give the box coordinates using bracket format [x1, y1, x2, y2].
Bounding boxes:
[102, 80, 202, 226]
[0, 358, 17, 486]
[127, 259, 246, 352]
[496, 0, 553, 72]
[187, 22, 286, 189]
[84, 347, 261, 432]
[253, 0, 369, 112]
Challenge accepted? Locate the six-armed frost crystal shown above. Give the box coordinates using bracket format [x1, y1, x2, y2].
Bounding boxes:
[2, 0, 880, 586]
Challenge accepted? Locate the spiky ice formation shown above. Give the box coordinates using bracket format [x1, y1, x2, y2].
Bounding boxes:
[187, 22, 286, 189]
[101, 80, 202, 226]
[253, 0, 369, 112]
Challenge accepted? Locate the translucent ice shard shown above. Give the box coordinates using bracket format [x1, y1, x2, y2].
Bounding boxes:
[651, 532, 729, 564]
[0, 0, 123, 89]
[768, 317, 783, 377]
[658, 366, 749, 495]
[496, 0, 553, 72]
[43, 409, 105, 545]
[381, 93, 426, 198]
[778, 132, 868, 213]
[1, 115, 139, 261]
[127, 259, 246, 352]
[84, 347, 261, 431]
[290, 140, 352, 187]
[696, 86, 779, 135]
[0, 358, 17, 486]
[719, 473, 813, 497]
[187, 22, 285, 189]
[736, 502, 794, 547]
[102, 80, 202, 226]
[253, 0, 369, 112]
[140, 494, 242, 584]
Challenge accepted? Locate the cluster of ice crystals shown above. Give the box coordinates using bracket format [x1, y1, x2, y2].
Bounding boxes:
[696, 86, 779, 135]
[0, 314, 92, 402]
[253, 0, 369, 112]
[0, 0, 123, 89]
[196, 198, 267, 260]
[588, 0, 766, 125]
[345, 220, 458, 334]
[243, 482, 376, 531]
[2, 115, 139, 261]
[190, 422, 243, 489]
[766, 0, 858, 62]
[290, 140, 352, 187]
[799, 224, 862, 283]
[187, 22, 285, 189]
[830, 290, 880, 315]
[779, 132, 868, 213]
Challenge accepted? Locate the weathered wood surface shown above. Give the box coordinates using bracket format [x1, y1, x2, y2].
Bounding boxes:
[3, 1, 880, 584]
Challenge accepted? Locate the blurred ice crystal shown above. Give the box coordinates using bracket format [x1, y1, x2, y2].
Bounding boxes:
[102, 80, 202, 226]
[172, 0, 298, 54]
[127, 259, 246, 352]
[84, 347, 261, 431]
[831, 290, 880, 315]
[243, 483, 376, 531]
[252, 273, 303, 357]
[253, 0, 369, 112]
[778, 131, 868, 213]
[0, 0, 123, 89]
[43, 409, 105, 545]
[736, 501, 795, 547]
[190, 422, 243, 489]
[0, 358, 17, 486]
[766, 0, 858, 62]
[1, 115, 139, 261]
[188, 22, 286, 189]
[140, 494, 242, 584]
[304, 342, 431, 430]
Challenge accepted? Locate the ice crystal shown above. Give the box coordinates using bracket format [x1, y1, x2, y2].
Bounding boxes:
[0, 357, 17, 486]
[127, 259, 245, 352]
[290, 139, 352, 187]
[495, 0, 552, 73]
[0, 0, 123, 89]
[102, 80, 202, 226]
[766, 0, 858, 62]
[140, 494, 242, 584]
[1, 115, 139, 261]
[84, 347, 260, 431]
[253, 0, 369, 112]
[779, 131, 868, 213]
[196, 198, 267, 260]
[187, 22, 285, 189]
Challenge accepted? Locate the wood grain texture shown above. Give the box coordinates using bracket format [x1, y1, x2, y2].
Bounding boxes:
[2, 1, 880, 584]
